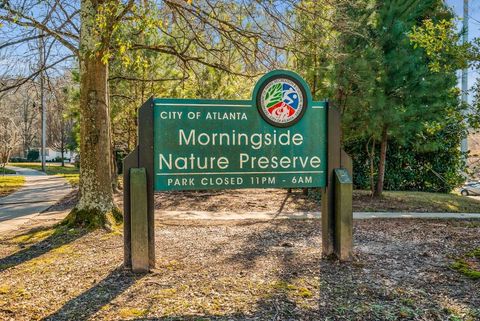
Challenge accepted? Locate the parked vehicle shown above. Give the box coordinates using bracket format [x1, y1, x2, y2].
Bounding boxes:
[460, 182, 480, 196]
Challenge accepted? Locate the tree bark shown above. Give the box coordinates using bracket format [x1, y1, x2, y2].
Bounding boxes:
[76, 54, 115, 210]
[366, 138, 376, 196]
[66, 0, 118, 228]
[374, 127, 388, 197]
[61, 119, 65, 167]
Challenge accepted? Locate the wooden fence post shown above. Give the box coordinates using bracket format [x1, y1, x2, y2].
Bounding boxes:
[124, 98, 155, 271]
[138, 98, 155, 269]
[130, 168, 149, 273]
[321, 102, 341, 257]
[334, 168, 353, 261]
[123, 146, 138, 268]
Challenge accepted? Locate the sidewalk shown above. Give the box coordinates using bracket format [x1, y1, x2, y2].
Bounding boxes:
[0, 166, 72, 233]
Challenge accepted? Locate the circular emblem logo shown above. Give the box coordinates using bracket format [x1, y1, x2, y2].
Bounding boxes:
[257, 76, 307, 127]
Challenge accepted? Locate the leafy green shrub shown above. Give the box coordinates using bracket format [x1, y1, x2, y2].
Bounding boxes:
[345, 127, 465, 193]
[9, 157, 27, 163]
[73, 154, 80, 168]
[27, 150, 40, 162]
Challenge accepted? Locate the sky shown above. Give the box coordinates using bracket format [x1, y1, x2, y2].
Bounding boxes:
[1, 1, 479, 96]
[447, 0, 480, 101]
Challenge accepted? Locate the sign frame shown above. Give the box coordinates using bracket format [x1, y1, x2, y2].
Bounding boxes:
[152, 70, 327, 191]
[123, 70, 353, 272]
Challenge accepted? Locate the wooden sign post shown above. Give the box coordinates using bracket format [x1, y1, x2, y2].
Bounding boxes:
[123, 70, 353, 272]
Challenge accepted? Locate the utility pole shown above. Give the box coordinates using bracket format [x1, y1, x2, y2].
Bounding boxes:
[39, 31, 46, 172]
[461, 0, 469, 154]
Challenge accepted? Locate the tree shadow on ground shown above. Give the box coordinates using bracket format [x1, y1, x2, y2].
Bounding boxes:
[155, 190, 227, 211]
[13, 219, 480, 320]
[128, 293, 317, 321]
[38, 221, 321, 321]
[0, 225, 88, 272]
[225, 219, 321, 270]
[155, 189, 321, 213]
[140, 224, 320, 320]
[218, 220, 322, 320]
[42, 266, 142, 321]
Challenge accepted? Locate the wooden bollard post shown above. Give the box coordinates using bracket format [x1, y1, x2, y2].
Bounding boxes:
[334, 168, 353, 261]
[130, 168, 149, 273]
[321, 103, 341, 257]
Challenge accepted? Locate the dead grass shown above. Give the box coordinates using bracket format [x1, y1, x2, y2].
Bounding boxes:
[155, 188, 480, 213]
[156, 188, 320, 213]
[353, 190, 480, 213]
[0, 218, 479, 320]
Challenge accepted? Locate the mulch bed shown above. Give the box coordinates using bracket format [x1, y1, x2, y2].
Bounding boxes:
[155, 188, 320, 213]
[155, 189, 480, 213]
[0, 218, 479, 320]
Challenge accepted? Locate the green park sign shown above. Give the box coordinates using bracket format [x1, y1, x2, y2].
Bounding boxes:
[123, 70, 353, 273]
[153, 70, 327, 191]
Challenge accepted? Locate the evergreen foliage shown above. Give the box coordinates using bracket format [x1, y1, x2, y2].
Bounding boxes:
[295, 0, 468, 195]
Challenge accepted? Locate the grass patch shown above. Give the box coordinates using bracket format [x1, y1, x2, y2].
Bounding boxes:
[10, 225, 81, 246]
[0, 176, 25, 197]
[352, 190, 480, 213]
[0, 285, 11, 294]
[271, 280, 314, 298]
[0, 167, 16, 175]
[12, 228, 56, 245]
[118, 308, 149, 318]
[62, 207, 123, 230]
[9, 162, 79, 187]
[451, 247, 480, 280]
[59, 173, 79, 187]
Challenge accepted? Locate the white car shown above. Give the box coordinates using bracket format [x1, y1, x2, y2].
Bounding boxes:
[460, 182, 480, 196]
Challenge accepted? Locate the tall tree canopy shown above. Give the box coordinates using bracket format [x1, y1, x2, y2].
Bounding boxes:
[0, 0, 297, 228]
[292, 0, 473, 195]
[327, 0, 464, 196]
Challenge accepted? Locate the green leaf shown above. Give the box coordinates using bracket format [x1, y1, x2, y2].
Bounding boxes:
[264, 83, 282, 108]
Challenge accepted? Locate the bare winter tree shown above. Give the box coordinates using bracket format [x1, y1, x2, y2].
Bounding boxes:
[0, 116, 20, 172]
[0, 80, 40, 159]
[0, 0, 306, 227]
[47, 84, 75, 166]
[16, 84, 39, 158]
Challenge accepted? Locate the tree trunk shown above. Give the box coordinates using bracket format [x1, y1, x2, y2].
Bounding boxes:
[64, 0, 120, 228]
[374, 128, 388, 197]
[366, 138, 375, 196]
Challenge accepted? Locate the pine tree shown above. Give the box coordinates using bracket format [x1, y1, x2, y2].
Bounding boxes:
[335, 0, 461, 196]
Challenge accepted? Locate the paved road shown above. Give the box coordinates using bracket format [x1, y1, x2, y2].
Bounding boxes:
[0, 166, 72, 233]
[156, 210, 480, 220]
[468, 195, 480, 201]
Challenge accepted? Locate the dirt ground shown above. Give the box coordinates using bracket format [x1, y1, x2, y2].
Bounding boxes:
[155, 189, 321, 213]
[155, 189, 480, 213]
[0, 215, 479, 321]
[52, 188, 480, 214]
